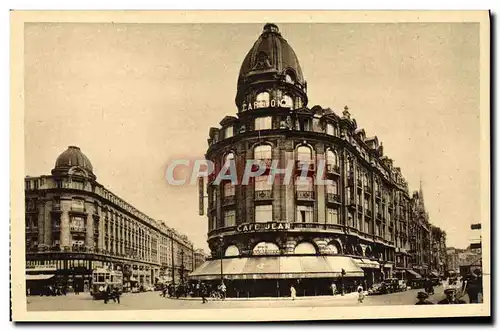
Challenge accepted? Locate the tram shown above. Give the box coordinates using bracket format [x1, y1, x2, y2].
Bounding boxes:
[90, 267, 124, 299]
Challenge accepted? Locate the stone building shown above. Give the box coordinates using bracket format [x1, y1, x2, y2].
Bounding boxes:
[190, 24, 417, 296]
[408, 184, 432, 278]
[25, 146, 194, 291]
[430, 225, 447, 277]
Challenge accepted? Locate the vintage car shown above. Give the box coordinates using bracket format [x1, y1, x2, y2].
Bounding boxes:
[383, 278, 402, 293]
[368, 282, 386, 295]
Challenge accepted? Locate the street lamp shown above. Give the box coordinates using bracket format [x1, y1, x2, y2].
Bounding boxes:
[219, 235, 224, 284]
[180, 250, 185, 284]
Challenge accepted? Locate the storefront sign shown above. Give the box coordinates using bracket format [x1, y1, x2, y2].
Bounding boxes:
[236, 222, 291, 232]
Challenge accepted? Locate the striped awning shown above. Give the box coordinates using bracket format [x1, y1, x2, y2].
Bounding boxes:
[407, 269, 422, 279]
[26, 274, 55, 281]
[188, 256, 364, 281]
[353, 258, 380, 269]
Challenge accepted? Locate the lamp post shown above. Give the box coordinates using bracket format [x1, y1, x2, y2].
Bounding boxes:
[180, 250, 185, 284]
[219, 235, 224, 284]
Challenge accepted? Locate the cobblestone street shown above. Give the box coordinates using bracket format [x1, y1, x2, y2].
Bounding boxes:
[27, 285, 472, 311]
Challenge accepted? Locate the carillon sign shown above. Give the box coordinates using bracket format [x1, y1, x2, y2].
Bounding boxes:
[236, 222, 292, 232]
[240, 97, 291, 112]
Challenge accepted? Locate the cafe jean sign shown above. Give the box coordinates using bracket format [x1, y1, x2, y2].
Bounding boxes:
[236, 222, 292, 232]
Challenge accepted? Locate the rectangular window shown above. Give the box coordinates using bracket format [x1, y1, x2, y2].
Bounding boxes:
[326, 208, 339, 224]
[295, 176, 313, 192]
[255, 175, 272, 191]
[223, 182, 235, 197]
[255, 205, 273, 223]
[364, 198, 369, 210]
[365, 220, 371, 234]
[327, 181, 338, 194]
[254, 116, 272, 130]
[224, 210, 236, 227]
[326, 123, 334, 136]
[225, 126, 234, 139]
[72, 198, 85, 211]
[296, 205, 313, 223]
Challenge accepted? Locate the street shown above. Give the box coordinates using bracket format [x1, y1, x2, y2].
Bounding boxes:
[26, 285, 472, 311]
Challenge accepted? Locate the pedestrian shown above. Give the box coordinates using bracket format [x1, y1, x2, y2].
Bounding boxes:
[415, 291, 434, 305]
[161, 284, 168, 298]
[201, 282, 207, 304]
[438, 288, 466, 304]
[112, 287, 121, 304]
[462, 269, 482, 304]
[103, 281, 111, 304]
[219, 281, 227, 300]
[290, 284, 296, 301]
[357, 285, 365, 303]
[331, 282, 337, 296]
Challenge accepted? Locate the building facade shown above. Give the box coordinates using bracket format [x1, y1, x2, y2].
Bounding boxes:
[193, 249, 208, 271]
[430, 225, 447, 277]
[25, 146, 194, 292]
[190, 24, 422, 296]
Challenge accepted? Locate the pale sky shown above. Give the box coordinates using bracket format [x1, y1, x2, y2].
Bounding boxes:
[24, 23, 480, 251]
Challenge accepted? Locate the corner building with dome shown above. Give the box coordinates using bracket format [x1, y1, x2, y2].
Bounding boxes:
[189, 23, 433, 297]
[25, 146, 196, 294]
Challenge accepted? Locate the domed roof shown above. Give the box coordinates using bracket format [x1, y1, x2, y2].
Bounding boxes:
[54, 146, 94, 174]
[237, 23, 305, 87]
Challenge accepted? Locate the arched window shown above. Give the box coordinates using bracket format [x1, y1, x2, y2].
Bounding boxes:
[253, 242, 280, 255]
[224, 245, 240, 257]
[285, 73, 295, 84]
[326, 150, 338, 167]
[254, 145, 272, 160]
[297, 146, 312, 162]
[294, 242, 317, 254]
[256, 91, 270, 108]
[282, 94, 294, 109]
[325, 242, 340, 255]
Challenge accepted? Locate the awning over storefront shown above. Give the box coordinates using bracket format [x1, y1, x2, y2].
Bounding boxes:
[188, 256, 364, 281]
[353, 259, 380, 269]
[26, 274, 55, 281]
[406, 269, 422, 279]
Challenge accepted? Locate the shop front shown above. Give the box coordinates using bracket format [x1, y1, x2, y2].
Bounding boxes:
[189, 255, 365, 297]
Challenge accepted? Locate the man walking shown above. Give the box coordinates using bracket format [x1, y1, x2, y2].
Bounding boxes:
[290, 284, 296, 301]
[330, 282, 337, 296]
[103, 281, 111, 304]
[462, 269, 482, 303]
[201, 282, 208, 304]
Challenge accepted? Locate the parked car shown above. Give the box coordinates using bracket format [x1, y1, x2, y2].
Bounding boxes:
[397, 280, 408, 291]
[131, 287, 141, 293]
[383, 278, 401, 293]
[368, 282, 388, 295]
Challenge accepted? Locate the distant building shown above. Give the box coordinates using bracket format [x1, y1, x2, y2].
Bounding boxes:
[25, 146, 195, 291]
[193, 249, 208, 271]
[430, 225, 447, 276]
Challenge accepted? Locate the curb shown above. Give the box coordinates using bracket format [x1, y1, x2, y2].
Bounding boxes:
[171, 293, 359, 302]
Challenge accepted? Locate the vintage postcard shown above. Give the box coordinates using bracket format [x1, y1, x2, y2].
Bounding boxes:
[10, 10, 490, 321]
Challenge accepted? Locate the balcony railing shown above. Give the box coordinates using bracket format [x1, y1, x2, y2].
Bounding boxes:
[70, 226, 86, 233]
[251, 158, 273, 172]
[254, 190, 273, 201]
[222, 195, 235, 206]
[326, 193, 341, 204]
[296, 191, 315, 201]
[326, 164, 340, 175]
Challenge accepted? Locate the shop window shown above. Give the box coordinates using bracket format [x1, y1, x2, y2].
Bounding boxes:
[224, 245, 240, 257]
[294, 242, 317, 255]
[253, 242, 280, 255]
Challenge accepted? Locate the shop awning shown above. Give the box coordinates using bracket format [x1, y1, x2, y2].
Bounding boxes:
[406, 269, 422, 279]
[188, 256, 364, 281]
[26, 274, 55, 281]
[353, 258, 380, 269]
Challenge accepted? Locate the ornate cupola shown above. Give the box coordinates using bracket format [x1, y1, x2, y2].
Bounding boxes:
[235, 23, 308, 113]
[51, 146, 96, 181]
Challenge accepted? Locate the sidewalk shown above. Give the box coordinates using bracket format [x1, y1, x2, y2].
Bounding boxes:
[173, 292, 359, 302]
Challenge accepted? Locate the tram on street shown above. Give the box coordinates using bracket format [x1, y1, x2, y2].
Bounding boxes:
[90, 267, 124, 299]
